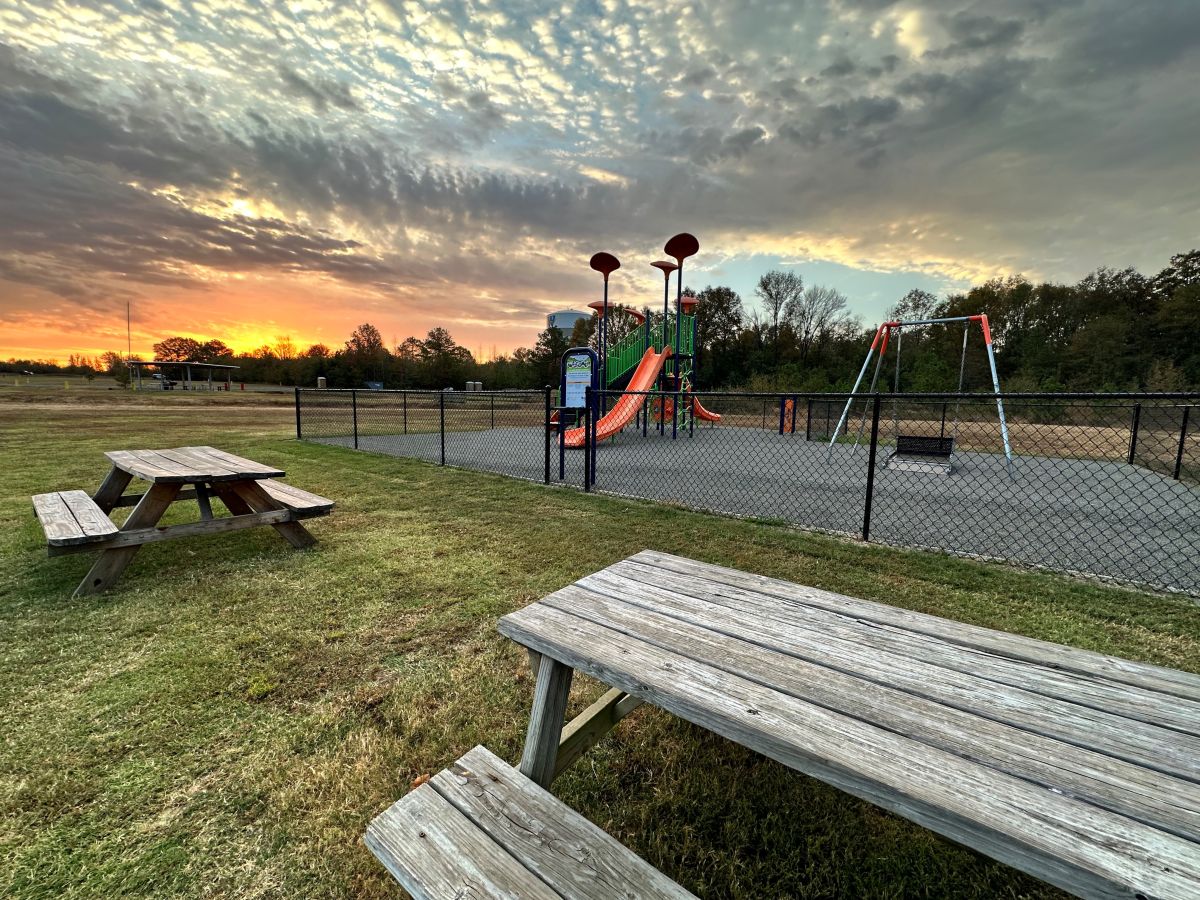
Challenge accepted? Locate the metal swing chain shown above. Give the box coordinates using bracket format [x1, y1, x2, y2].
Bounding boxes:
[952, 321, 969, 442]
[892, 326, 903, 444]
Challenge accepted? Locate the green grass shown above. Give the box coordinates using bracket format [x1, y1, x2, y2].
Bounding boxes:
[1, 401, 1198, 899]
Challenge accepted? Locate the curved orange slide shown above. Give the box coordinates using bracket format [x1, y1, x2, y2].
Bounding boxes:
[691, 396, 721, 422]
[656, 395, 723, 422]
[562, 347, 671, 447]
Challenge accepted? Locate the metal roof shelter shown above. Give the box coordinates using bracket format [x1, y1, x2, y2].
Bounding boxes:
[127, 360, 239, 391]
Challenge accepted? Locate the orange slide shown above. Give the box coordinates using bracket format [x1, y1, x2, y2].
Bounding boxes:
[656, 395, 723, 423]
[691, 396, 722, 422]
[562, 347, 671, 447]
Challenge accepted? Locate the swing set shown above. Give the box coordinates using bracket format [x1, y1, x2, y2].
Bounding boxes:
[828, 314, 1015, 478]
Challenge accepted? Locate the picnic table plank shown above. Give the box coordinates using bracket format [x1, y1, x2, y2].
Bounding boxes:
[61, 491, 120, 541]
[181, 446, 285, 478]
[546, 583, 1200, 842]
[104, 449, 201, 483]
[104, 447, 285, 483]
[430, 745, 695, 900]
[605, 561, 1200, 734]
[258, 480, 333, 513]
[500, 602, 1200, 900]
[366, 783, 562, 900]
[634, 550, 1200, 702]
[588, 564, 1200, 748]
[33, 490, 120, 547]
[152, 448, 245, 481]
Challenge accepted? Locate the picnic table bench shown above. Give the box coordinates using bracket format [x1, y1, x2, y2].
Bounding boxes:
[33, 446, 332, 596]
[484, 550, 1198, 899]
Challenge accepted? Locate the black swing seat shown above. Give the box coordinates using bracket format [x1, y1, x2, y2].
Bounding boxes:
[887, 434, 955, 475]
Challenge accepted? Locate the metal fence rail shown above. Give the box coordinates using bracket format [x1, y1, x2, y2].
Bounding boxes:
[297, 388, 1200, 596]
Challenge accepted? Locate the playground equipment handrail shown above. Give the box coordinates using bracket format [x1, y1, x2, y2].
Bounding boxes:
[605, 316, 694, 386]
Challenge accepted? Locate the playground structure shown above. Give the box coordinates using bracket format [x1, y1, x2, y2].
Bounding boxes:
[830, 315, 1015, 478]
[557, 233, 721, 449]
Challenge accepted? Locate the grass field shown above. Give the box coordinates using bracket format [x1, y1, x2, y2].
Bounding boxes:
[2, 397, 1198, 898]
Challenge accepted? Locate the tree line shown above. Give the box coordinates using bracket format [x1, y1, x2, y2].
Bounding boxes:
[11, 249, 1196, 394]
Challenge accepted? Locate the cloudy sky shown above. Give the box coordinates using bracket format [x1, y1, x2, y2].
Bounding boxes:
[1, 0, 1197, 362]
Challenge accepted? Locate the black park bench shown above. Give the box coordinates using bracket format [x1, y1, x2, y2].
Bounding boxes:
[886, 434, 956, 475]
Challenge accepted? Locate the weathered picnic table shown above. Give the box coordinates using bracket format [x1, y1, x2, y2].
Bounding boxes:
[33, 446, 332, 596]
[492, 550, 1200, 899]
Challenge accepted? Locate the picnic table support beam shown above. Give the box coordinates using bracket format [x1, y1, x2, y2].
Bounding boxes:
[210, 482, 253, 515]
[194, 482, 214, 520]
[230, 480, 316, 548]
[519, 653, 573, 789]
[554, 686, 643, 780]
[92, 466, 134, 514]
[76, 482, 180, 596]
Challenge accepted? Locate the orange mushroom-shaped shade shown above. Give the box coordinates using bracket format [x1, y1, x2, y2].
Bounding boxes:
[622, 307, 646, 324]
[587, 299, 608, 317]
[650, 259, 678, 280]
[680, 295, 698, 314]
[663, 233, 699, 263]
[589, 251, 621, 281]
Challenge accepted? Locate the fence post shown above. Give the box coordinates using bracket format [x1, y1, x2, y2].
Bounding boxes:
[584, 387, 592, 492]
[294, 387, 302, 440]
[439, 391, 446, 466]
[778, 396, 786, 435]
[403, 390, 407, 434]
[805, 398, 813, 441]
[1127, 403, 1142, 465]
[543, 386, 551, 485]
[591, 391, 599, 488]
[789, 395, 798, 435]
[351, 389, 359, 450]
[491, 393, 495, 430]
[862, 394, 882, 542]
[1174, 406, 1190, 481]
[940, 402, 947, 439]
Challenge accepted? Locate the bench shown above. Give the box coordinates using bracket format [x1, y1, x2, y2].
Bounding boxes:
[33, 490, 119, 548]
[895, 434, 954, 457]
[887, 434, 955, 474]
[365, 745, 694, 900]
[256, 480, 334, 518]
[498, 550, 1200, 899]
[34, 446, 333, 595]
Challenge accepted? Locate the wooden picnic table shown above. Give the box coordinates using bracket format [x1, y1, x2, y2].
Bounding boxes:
[499, 550, 1200, 899]
[33, 446, 332, 596]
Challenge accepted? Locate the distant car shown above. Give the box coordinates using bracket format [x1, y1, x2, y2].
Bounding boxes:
[22, 370, 35, 376]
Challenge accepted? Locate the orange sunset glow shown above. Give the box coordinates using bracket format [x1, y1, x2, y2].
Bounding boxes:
[2, 1, 1197, 364]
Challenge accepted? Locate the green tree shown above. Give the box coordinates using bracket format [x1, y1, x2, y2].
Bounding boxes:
[530, 327, 570, 387]
[153, 336, 203, 361]
[422, 327, 473, 388]
[755, 270, 803, 343]
[693, 285, 744, 387]
[786, 284, 849, 364]
[199, 339, 232, 361]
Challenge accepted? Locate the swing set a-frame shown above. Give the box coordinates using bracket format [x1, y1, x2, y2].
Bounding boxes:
[828, 314, 1015, 478]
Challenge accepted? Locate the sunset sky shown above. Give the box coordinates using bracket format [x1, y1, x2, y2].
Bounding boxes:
[1, 0, 1197, 362]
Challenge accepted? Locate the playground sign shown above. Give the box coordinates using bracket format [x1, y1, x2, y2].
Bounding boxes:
[561, 348, 598, 409]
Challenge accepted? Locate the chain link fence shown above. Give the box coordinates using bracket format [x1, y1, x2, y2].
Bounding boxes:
[297, 388, 1199, 596]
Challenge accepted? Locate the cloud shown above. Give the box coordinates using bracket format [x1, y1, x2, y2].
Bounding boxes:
[277, 64, 360, 112]
[0, 0, 1197, 360]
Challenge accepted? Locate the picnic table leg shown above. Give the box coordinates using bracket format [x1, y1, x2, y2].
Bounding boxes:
[229, 480, 317, 549]
[92, 466, 134, 514]
[76, 483, 181, 596]
[209, 482, 253, 515]
[194, 483, 214, 520]
[519, 653, 574, 789]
